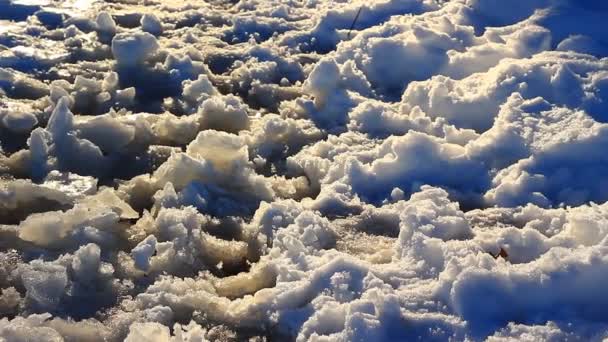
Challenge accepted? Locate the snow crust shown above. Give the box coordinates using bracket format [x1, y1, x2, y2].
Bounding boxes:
[1, 0, 608, 340]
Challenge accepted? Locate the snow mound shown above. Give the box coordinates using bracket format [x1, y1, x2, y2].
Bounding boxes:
[1, 0, 608, 340]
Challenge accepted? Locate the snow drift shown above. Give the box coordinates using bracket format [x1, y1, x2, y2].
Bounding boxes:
[1, 0, 608, 340]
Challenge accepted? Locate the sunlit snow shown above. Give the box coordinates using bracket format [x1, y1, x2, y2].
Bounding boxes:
[1, 0, 608, 341]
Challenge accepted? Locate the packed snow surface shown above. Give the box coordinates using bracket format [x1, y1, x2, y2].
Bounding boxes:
[1, 0, 608, 340]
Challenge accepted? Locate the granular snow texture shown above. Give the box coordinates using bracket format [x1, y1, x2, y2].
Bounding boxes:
[1, 0, 608, 341]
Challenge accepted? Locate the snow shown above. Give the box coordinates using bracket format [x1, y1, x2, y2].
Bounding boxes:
[141, 13, 162, 37]
[197, 95, 250, 133]
[1, 0, 608, 340]
[0, 108, 37, 133]
[95, 11, 115, 35]
[111, 31, 159, 66]
[132, 235, 157, 271]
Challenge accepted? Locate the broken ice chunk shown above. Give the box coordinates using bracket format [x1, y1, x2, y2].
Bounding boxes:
[131, 235, 157, 271]
[41, 170, 97, 200]
[81, 188, 139, 220]
[141, 13, 162, 36]
[112, 32, 159, 66]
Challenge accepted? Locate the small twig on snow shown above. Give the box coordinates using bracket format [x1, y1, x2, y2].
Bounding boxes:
[347, 6, 364, 39]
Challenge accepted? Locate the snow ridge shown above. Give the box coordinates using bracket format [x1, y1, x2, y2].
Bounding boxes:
[1, 0, 608, 340]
